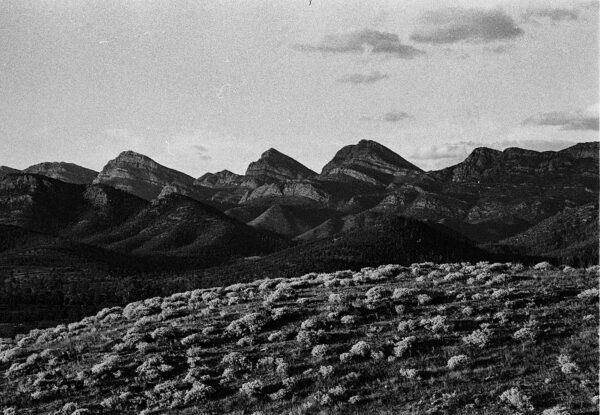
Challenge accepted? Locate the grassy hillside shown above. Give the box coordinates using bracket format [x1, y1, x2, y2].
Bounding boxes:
[0, 262, 597, 414]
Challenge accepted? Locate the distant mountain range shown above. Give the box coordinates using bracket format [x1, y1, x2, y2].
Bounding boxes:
[1, 140, 597, 263]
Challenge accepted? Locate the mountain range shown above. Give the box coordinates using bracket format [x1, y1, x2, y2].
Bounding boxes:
[1, 140, 597, 256]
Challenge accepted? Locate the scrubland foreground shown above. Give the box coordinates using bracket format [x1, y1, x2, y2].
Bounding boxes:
[0, 262, 598, 415]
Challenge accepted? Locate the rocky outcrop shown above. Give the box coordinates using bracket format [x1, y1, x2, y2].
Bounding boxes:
[320, 140, 423, 186]
[240, 180, 330, 204]
[93, 151, 198, 201]
[24, 162, 97, 184]
[245, 148, 317, 184]
[194, 170, 245, 188]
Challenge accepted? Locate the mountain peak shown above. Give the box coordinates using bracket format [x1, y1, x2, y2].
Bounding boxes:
[0, 166, 20, 178]
[94, 151, 196, 200]
[245, 149, 316, 184]
[320, 140, 423, 185]
[195, 170, 244, 188]
[23, 161, 98, 185]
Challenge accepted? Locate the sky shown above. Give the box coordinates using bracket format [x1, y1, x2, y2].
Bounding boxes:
[0, 0, 598, 176]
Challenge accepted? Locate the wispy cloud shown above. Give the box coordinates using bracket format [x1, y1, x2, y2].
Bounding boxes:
[191, 144, 212, 160]
[337, 71, 390, 84]
[361, 111, 413, 122]
[410, 8, 524, 44]
[483, 44, 514, 54]
[522, 8, 579, 22]
[294, 29, 424, 58]
[522, 104, 599, 131]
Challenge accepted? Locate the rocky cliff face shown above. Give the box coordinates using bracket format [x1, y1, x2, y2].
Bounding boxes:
[245, 148, 317, 184]
[320, 140, 423, 185]
[23, 162, 97, 184]
[194, 170, 245, 188]
[93, 151, 198, 201]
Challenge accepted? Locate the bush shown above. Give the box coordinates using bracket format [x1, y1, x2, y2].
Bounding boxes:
[311, 344, 328, 359]
[447, 354, 470, 370]
[542, 406, 570, 415]
[240, 380, 264, 398]
[393, 336, 416, 358]
[557, 354, 578, 375]
[499, 388, 534, 413]
[349, 341, 371, 358]
[462, 329, 490, 349]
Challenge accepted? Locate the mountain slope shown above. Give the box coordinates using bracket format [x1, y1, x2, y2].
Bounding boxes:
[499, 203, 598, 265]
[0, 173, 88, 234]
[81, 193, 289, 257]
[247, 204, 339, 237]
[23, 162, 98, 184]
[321, 139, 424, 185]
[93, 151, 202, 201]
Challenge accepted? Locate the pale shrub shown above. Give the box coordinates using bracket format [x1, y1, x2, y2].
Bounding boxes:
[499, 387, 534, 413]
[393, 336, 416, 357]
[136, 356, 173, 382]
[542, 406, 570, 415]
[221, 351, 250, 371]
[513, 327, 536, 343]
[271, 307, 290, 320]
[150, 326, 177, 340]
[447, 354, 470, 370]
[268, 331, 285, 342]
[420, 315, 451, 334]
[365, 286, 391, 305]
[339, 352, 352, 363]
[301, 317, 325, 331]
[349, 341, 371, 358]
[392, 288, 417, 301]
[319, 365, 334, 377]
[181, 333, 204, 347]
[226, 312, 268, 336]
[417, 294, 432, 305]
[533, 261, 555, 271]
[462, 328, 490, 349]
[557, 354, 578, 375]
[340, 315, 356, 325]
[296, 329, 324, 347]
[397, 319, 417, 333]
[398, 368, 418, 379]
[184, 382, 214, 403]
[577, 288, 599, 300]
[311, 344, 328, 359]
[91, 354, 120, 376]
[328, 293, 342, 304]
[240, 379, 264, 398]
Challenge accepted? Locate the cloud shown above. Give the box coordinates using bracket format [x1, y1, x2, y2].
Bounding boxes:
[410, 8, 524, 44]
[483, 44, 513, 54]
[191, 144, 212, 160]
[337, 71, 390, 84]
[522, 8, 578, 22]
[410, 143, 471, 160]
[361, 111, 413, 123]
[294, 29, 424, 58]
[522, 105, 599, 131]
